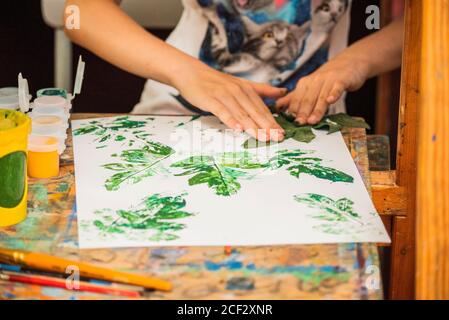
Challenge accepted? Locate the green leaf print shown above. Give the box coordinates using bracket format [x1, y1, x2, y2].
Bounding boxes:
[268, 150, 354, 183]
[93, 193, 194, 241]
[171, 152, 265, 196]
[103, 141, 175, 191]
[294, 193, 364, 226]
[73, 116, 147, 145]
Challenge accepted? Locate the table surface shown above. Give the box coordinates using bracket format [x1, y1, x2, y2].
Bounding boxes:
[0, 113, 382, 300]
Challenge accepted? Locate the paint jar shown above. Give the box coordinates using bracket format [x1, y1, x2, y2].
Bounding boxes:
[36, 87, 68, 99]
[31, 104, 69, 121]
[0, 109, 31, 227]
[33, 96, 71, 114]
[0, 87, 18, 97]
[30, 115, 68, 136]
[27, 136, 60, 179]
[0, 95, 19, 110]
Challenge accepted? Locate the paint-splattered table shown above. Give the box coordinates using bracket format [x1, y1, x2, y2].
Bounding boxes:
[0, 114, 382, 300]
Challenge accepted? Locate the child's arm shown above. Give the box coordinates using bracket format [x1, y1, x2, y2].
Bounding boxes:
[276, 17, 404, 125]
[64, 0, 285, 141]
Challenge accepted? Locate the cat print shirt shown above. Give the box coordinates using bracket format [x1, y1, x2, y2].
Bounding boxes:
[133, 0, 352, 115]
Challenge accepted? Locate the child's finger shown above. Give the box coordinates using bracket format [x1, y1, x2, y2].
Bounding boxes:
[244, 87, 285, 141]
[207, 99, 242, 131]
[326, 81, 345, 104]
[295, 80, 322, 125]
[218, 91, 268, 141]
[250, 82, 288, 99]
[275, 93, 292, 111]
[308, 82, 333, 124]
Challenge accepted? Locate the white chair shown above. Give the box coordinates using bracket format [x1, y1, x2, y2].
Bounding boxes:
[41, 0, 183, 89]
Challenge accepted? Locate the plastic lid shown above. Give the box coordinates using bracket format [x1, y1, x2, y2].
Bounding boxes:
[34, 96, 67, 109]
[72, 55, 85, 99]
[18, 73, 31, 113]
[28, 135, 60, 152]
[0, 95, 19, 110]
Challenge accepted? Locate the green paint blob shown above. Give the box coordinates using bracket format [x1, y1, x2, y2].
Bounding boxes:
[0, 151, 26, 208]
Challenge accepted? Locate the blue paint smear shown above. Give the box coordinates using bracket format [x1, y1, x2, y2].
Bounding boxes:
[204, 259, 347, 275]
[205, 260, 243, 271]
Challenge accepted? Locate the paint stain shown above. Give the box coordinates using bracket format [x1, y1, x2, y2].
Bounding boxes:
[226, 277, 255, 291]
[205, 260, 243, 271]
[29, 183, 49, 205]
[56, 182, 69, 193]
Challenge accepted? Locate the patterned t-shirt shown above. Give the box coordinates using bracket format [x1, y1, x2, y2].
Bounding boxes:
[133, 0, 352, 115]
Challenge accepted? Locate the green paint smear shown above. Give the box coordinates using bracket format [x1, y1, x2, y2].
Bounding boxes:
[244, 113, 371, 148]
[294, 193, 364, 235]
[171, 152, 265, 196]
[103, 141, 175, 191]
[0, 151, 26, 208]
[93, 193, 194, 241]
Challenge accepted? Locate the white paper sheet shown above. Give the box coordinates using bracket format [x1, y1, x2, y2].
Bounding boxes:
[71, 115, 390, 249]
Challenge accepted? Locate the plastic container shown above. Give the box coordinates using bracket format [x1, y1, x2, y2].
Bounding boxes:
[30, 115, 68, 136]
[33, 96, 71, 113]
[27, 135, 60, 179]
[0, 109, 31, 227]
[0, 87, 18, 97]
[0, 95, 19, 110]
[30, 105, 69, 121]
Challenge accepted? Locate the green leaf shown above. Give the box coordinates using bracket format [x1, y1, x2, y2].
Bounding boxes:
[313, 119, 342, 134]
[326, 113, 371, 129]
[242, 138, 277, 149]
[292, 126, 316, 143]
[243, 113, 371, 148]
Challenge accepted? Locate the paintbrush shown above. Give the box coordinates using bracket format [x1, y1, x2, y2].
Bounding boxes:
[0, 248, 172, 291]
[0, 271, 141, 298]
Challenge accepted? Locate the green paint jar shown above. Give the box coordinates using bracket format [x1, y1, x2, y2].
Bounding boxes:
[0, 109, 31, 227]
[36, 88, 68, 99]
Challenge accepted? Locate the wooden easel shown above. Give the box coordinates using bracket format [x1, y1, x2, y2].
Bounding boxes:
[372, 0, 449, 299]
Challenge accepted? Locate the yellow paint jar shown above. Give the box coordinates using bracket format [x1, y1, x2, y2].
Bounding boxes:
[27, 136, 60, 179]
[0, 109, 31, 227]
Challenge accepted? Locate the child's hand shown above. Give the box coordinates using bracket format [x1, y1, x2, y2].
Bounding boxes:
[174, 63, 286, 142]
[275, 57, 369, 125]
